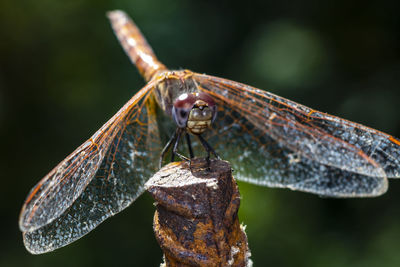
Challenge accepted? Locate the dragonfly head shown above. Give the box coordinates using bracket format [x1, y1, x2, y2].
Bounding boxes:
[172, 92, 217, 135]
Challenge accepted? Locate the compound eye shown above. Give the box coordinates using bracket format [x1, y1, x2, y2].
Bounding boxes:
[174, 93, 196, 109]
[172, 107, 190, 128]
[197, 92, 216, 107]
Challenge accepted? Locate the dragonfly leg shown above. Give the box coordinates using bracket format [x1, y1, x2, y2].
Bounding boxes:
[185, 133, 194, 170]
[186, 133, 194, 159]
[172, 128, 190, 163]
[197, 134, 220, 167]
[159, 129, 178, 168]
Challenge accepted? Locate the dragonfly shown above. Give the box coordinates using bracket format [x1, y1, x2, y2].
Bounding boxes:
[19, 10, 400, 254]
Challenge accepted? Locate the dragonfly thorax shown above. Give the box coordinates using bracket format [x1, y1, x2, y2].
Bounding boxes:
[172, 92, 217, 134]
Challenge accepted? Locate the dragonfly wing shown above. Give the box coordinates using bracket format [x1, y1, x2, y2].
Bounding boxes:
[297, 108, 400, 179]
[193, 73, 400, 196]
[20, 83, 162, 254]
[204, 104, 387, 197]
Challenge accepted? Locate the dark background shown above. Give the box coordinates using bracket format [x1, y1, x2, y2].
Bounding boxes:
[1, 0, 400, 266]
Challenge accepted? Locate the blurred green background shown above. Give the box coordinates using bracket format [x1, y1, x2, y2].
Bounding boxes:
[1, 0, 400, 266]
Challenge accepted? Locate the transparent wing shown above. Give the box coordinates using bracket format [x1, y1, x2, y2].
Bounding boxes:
[20, 82, 162, 254]
[193, 73, 400, 196]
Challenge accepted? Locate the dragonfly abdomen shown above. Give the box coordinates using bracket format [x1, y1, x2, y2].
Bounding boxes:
[108, 10, 167, 82]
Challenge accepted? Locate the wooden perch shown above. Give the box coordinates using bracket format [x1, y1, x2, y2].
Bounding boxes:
[145, 158, 251, 267]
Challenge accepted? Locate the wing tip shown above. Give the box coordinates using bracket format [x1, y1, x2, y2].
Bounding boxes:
[22, 231, 55, 255]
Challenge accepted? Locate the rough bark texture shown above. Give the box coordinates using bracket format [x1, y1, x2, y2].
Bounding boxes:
[145, 159, 251, 267]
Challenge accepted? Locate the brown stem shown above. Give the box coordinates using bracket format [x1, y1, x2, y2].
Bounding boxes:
[145, 159, 251, 267]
